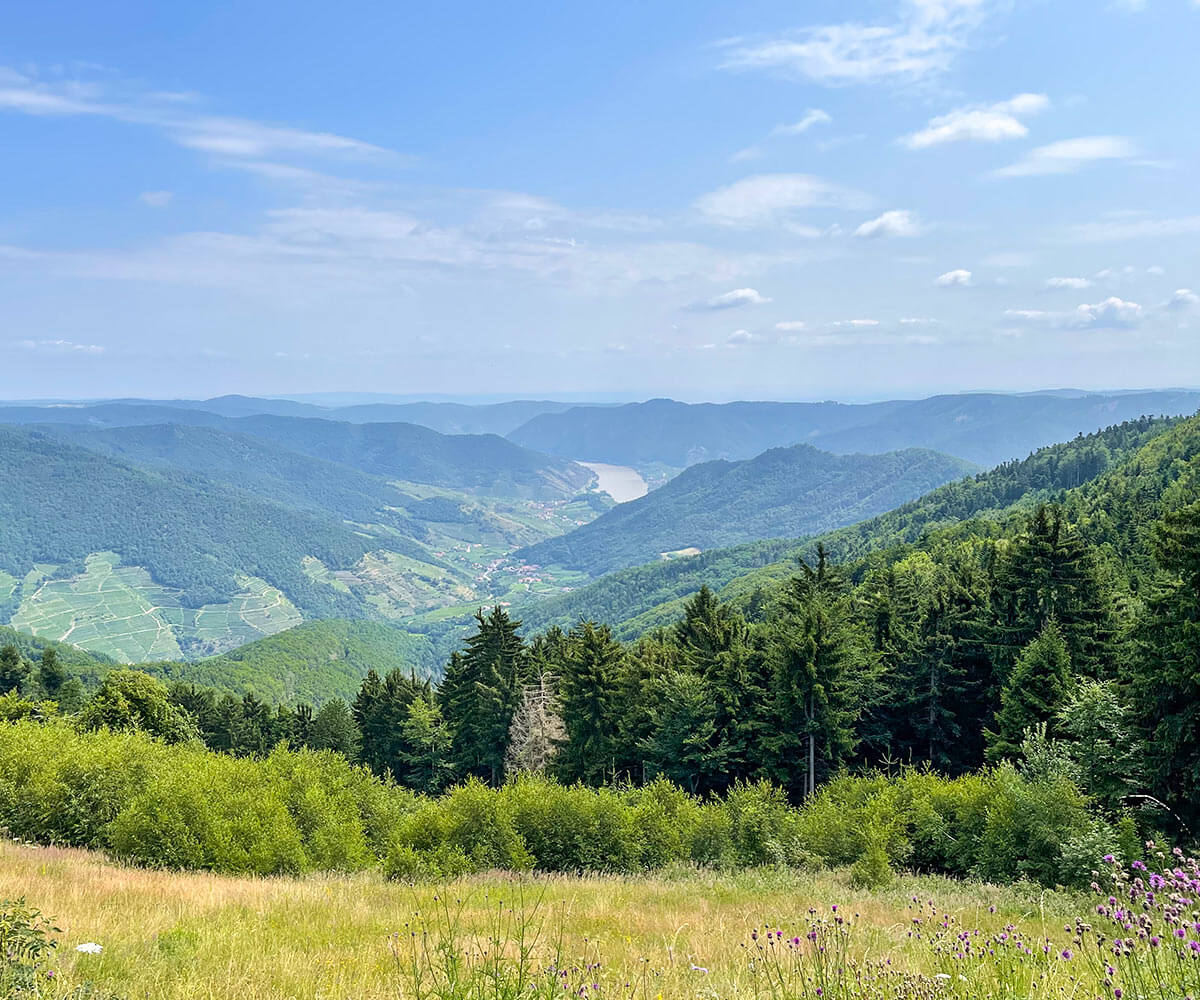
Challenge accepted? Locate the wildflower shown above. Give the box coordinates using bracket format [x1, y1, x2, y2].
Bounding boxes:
[75, 943, 103, 955]
[689, 964, 708, 975]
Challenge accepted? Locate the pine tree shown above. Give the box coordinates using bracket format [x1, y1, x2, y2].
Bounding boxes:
[0, 644, 29, 695]
[35, 647, 65, 699]
[438, 607, 527, 784]
[354, 668, 424, 777]
[309, 698, 361, 759]
[987, 617, 1073, 762]
[640, 670, 720, 793]
[555, 622, 623, 784]
[764, 548, 873, 799]
[990, 505, 1113, 679]
[1130, 500, 1200, 828]
[401, 691, 454, 793]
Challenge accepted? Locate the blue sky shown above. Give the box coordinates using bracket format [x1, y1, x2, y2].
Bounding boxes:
[1, 0, 1198, 401]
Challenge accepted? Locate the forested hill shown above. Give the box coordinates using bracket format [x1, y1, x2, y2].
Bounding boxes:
[506, 391, 1200, 468]
[0, 425, 381, 615]
[137, 620, 437, 704]
[0, 619, 434, 704]
[511, 414, 1183, 637]
[1, 406, 591, 499]
[516, 445, 977, 576]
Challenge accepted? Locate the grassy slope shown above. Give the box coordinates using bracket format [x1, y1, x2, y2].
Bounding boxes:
[517, 446, 977, 576]
[512, 414, 1182, 638]
[2, 840, 1082, 1000]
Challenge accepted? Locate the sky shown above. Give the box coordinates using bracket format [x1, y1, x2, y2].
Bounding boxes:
[1, 0, 1198, 402]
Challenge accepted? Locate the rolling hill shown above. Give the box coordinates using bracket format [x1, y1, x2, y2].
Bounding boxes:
[506, 391, 1200, 468]
[515, 445, 977, 576]
[0, 424, 601, 662]
[1, 406, 593, 500]
[507, 414, 1182, 638]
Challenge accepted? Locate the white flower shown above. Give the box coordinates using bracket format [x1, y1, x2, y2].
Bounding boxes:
[75, 942, 103, 955]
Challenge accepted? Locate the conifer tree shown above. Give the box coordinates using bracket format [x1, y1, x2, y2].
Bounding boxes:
[764, 547, 872, 798]
[401, 690, 454, 793]
[505, 672, 565, 776]
[35, 647, 65, 699]
[555, 622, 623, 784]
[438, 607, 526, 784]
[987, 617, 1073, 761]
[991, 505, 1113, 678]
[1131, 500, 1200, 827]
[0, 644, 29, 695]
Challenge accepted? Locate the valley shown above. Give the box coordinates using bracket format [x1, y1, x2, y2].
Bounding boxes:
[575, 460, 648, 502]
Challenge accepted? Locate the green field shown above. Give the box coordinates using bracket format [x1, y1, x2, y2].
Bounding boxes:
[8, 553, 302, 662]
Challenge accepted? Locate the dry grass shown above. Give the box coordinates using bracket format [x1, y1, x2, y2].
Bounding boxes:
[2, 840, 1082, 1000]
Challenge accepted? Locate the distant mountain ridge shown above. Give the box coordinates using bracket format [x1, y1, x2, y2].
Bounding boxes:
[515, 444, 977, 576]
[505, 391, 1200, 468]
[0, 407, 592, 499]
[0, 395, 583, 436]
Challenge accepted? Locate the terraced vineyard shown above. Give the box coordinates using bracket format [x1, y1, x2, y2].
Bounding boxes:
[8, 553, 302, 662]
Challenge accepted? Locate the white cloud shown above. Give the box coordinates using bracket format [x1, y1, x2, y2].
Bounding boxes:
[770, 109, 833, 137]
[902, 93, 1049, 149]
[1168, 288, 1199, 309]
[726, 329, 762, 346]
[731, 109, 833, 163]
[1045, 276, 1092, 289]
[138, 190, 173, 207]
[991, 136, 1137, 178]
[853, 209, 924, 238]
[0, 68, 393, 167]
[1074, 296, 1143, 328]
[694, 173, 870, 228]
[775, 320, 807, 331]
[718, 0, 1002, 86]
[936, 268, 972, 286]
[692, 287, 772, 310]
[14, 338, 104, 354]
[1146, 265, 1165, 275]
[833, 318, 880, 327]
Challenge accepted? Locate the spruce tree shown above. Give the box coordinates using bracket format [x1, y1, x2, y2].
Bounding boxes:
[35, 647, 65, 699]
[1131, 500, 1200, 828]
[438, 607, 526, 784]
[764, 548, 872, 799]
[555, 622, 623, 784]
[0, 644, 29, 694]
[987, 617, 1073, 762]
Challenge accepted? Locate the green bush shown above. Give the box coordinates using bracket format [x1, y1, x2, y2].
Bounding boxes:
[0, 718, 1126, 885]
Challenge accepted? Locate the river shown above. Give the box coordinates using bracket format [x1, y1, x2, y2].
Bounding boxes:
[577, 461, 648, 503]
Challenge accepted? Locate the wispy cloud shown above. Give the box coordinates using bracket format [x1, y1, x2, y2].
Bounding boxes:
[991, 136, 1137, 178]
[138, 190, 173, 208]
[0, 67, 397, 174]
[13, 338, 104, 354]
[694, 173, 870, 229]
[1045, 276, 1092, 289]
[731, 109, 832, 163]
[902, 93, 1048, 149]
[691, 287, 772, 310]
[853, 209, 924, 238]
[1061, 213, 1200, 242]
[717, 0, 1004, 86]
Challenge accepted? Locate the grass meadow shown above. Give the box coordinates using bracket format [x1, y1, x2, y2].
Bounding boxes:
[2, 839, 1103, 1000]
